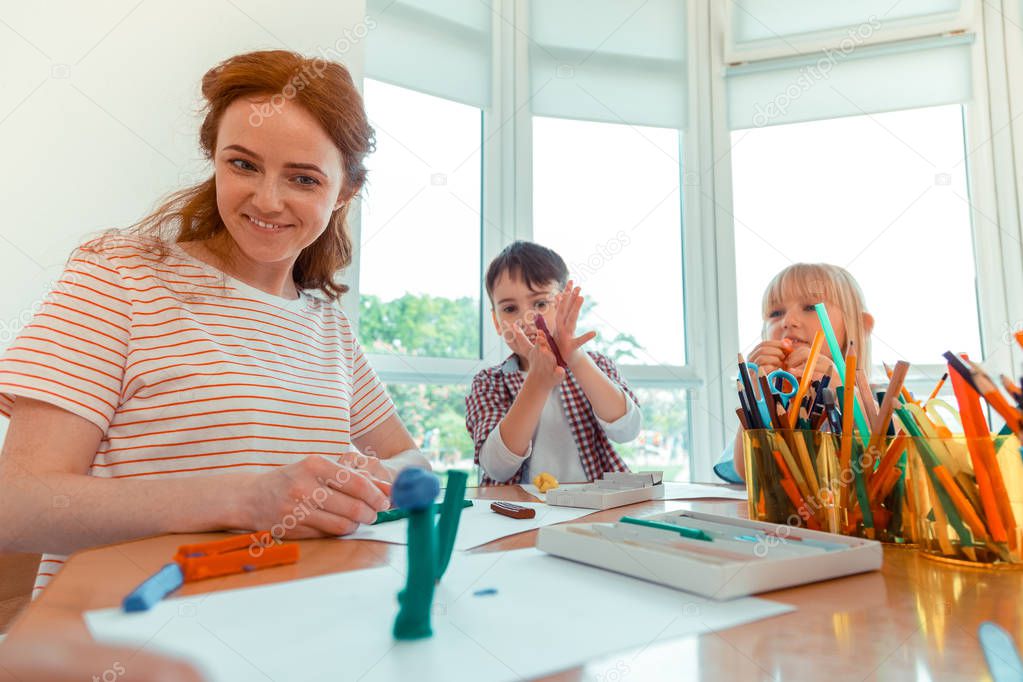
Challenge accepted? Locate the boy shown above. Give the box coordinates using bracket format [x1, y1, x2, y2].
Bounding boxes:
[465, 241, 641, 484]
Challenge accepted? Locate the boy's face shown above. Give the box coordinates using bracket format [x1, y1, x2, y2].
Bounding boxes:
[765, 297, 847, 354]
[490, 272, 560, 357]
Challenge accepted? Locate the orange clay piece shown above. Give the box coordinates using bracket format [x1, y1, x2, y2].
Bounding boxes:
[174, 531, 300, 582]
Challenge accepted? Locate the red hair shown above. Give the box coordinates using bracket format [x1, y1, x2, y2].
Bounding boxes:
[112, 50, 374, 301]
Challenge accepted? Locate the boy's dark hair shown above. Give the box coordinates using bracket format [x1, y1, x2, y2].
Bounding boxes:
[485, 241, 569, 304]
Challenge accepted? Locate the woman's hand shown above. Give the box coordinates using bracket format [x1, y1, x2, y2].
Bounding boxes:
[236, 455, 391, 538]
[747, 340, 789, 374]
[337, 451, 396, 484]
[552, 280, 597, 367]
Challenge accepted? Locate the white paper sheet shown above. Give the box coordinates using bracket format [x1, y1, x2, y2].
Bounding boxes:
[85, 549, 793, 682]
[345, 499, 597, 550]
[521, 482, 748, 503]
[659, 482, 748, 501]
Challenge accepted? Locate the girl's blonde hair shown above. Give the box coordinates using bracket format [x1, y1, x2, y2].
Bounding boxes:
[761, 263, 872, 372]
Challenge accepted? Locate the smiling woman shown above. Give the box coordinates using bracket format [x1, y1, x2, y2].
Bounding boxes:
[128, 50, 371, 302]
[0, 51, 430, 598]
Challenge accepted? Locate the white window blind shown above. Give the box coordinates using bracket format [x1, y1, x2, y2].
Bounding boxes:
[730, 0, 964, 48]
[726, 33, 974, 129]
[528, 0, 688, 130]
[365, 0, 491, 107]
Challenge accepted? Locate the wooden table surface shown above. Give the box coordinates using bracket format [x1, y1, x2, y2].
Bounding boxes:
[3, 485, 1020, 681]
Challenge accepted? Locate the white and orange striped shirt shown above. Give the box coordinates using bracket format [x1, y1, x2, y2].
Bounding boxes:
[0, 236, 395, 595]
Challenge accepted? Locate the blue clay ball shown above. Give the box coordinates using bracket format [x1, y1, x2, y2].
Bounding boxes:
[392, 468, 440, 511]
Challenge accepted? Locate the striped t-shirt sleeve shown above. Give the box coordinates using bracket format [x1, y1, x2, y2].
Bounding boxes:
[348, 335, 395, 439]
[0, 248, 130, 432]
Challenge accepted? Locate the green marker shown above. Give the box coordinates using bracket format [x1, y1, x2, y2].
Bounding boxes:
[374, 499, 472, 525]
[814, 303, 870, 447]
[895, 406, 974, 546]
[619, 516, 713, 542]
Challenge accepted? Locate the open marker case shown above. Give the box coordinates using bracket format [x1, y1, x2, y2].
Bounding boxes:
[537, 509, 882, 600]
[544, 471, 664, 510]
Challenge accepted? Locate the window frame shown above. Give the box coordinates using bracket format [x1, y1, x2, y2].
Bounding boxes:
[353, 0, 1023, 479]
[710, 0, 1022, 429]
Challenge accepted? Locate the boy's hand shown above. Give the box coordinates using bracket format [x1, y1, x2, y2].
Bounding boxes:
[786, 346, 838, 382]
[552, 280, 597, 367]
[515, 324, 565, 390]
[500, 319, 533, 358]
[748, 340, 788, 374]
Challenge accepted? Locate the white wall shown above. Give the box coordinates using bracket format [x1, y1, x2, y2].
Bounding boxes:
[0, 0, 369, 443]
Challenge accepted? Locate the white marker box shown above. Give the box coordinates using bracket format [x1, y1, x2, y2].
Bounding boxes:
[537, 509, 882, 600]
[545, 471, 664, 510]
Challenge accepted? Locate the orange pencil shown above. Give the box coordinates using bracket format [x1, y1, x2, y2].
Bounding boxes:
[868, 434, 908, 502]
[787, 330, 825, 429]
[839, 353, 857, 510]
[873, 465, 904, 505]
[948, 367, 1010, 545]
[958, 362, 1018, 545]
[931, 465, 990, 543]
[925, 372, 949, 404]
[1001, 375, 1022, 401]
[770, 449, 822, 531]
[967, 362, 1023, 435]
[1015, 330, 1023, 349]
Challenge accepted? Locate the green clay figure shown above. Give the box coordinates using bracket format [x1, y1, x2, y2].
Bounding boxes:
[391, 468, 469, 640]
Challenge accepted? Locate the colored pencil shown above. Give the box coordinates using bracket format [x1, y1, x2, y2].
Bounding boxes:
[925, 372, 949, 404]
[787, 330, 825, 429]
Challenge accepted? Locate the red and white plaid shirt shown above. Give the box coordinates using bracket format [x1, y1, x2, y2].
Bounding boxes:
[465, 351, 637, 485]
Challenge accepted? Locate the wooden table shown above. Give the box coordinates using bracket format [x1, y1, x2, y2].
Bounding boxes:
[3, 485, 1019, 680]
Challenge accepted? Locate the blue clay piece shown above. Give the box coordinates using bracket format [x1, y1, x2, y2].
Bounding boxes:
[392, 468, 440, 511]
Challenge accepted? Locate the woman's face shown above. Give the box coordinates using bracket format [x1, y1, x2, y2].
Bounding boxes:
[212, 96, 347, 271]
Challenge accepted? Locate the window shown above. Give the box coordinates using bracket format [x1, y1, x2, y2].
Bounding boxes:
[730, 104, 982, 368]
[355, 1, 1019, 480]
[526, 0, 695, 477]
[358, 80, 483, 359]
[361, 1, 493, 483]
[619, 388, 692, 481]
[385, 382, 474, 479]
[532, 117, 685, 366]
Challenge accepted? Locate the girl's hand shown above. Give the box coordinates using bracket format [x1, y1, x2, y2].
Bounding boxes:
[521, 325, 566, 391]
[337, 451, 396, 484]
[238, 455, 391, 538]
[552, 280, 597, 367]
[748, 340, 789, 374]
[786, 346, 837, 381]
